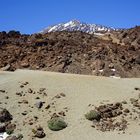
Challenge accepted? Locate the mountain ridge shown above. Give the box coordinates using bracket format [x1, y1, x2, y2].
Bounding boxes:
[40, 20, 120, 34]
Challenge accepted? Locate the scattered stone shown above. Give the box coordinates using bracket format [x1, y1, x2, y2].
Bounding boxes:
[33, 116, 38, 120]
[35, 101, 43, 109]
[54, 94, 61, 99]
[0, 123, 6, 132]
[0, 108, 13, 122]
[29, 122, 33, 125]
[32, 126, 46, 138]
[123, 109, 130, 113]
[43, 92, 47, 96]
[58, 111, 66, 116]
[18, 100, 28, 104]
[0, 64, 10, 71]
[122, 100, 127, 104]
[20, 85, 24, 88]
[5, 136, 18, 140]
[17, 134, 23, 140]
[21, 111, 28, 116]
[35, 97, 40, 99]
[39, 88, 46, 92]
[134, 87, 140, 91]
[130, 98, 138, 104]
[23, 100, 28, 104]
[133, 102, 140, 108]
[16, 92, 22, 97]
[28, 88, 33, 93]
[39, 88, 44, 92]
[60, 93, 66, 97]
[86, 101, 132, 132]
[5, 123, 16, 135]
[96, 103, 123, 118]
[23, 82, 29, 85]
[5, 96, 9, 99]
[0, 90, 6, 93]
[45, 104, 50, 110]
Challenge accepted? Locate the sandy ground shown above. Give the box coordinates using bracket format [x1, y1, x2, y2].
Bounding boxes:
[0, 69, 140, 140]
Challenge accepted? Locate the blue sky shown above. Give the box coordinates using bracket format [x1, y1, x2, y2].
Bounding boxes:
[0, 0, 140, 34]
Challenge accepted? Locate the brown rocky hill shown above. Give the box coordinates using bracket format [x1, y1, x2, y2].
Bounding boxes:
[0, 28, 140, 78]
[113, 26, 140, 46]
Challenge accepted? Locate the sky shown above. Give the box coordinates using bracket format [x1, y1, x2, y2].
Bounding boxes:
[0, 0, 140, 34]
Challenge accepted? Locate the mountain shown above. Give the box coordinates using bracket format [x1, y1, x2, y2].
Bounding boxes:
[40, 20, 118, 34]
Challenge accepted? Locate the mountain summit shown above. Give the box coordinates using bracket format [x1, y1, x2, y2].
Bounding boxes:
[41, 20, 117, 34]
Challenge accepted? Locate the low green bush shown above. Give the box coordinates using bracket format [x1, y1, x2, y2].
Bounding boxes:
[85, 110, 101, 121]
[48, 117, 67, 131]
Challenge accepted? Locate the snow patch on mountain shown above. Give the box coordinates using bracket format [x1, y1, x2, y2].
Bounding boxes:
[41, 20, 118, 34]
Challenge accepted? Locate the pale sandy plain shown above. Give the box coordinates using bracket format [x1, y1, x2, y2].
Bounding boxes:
[0, 69, 140, 140]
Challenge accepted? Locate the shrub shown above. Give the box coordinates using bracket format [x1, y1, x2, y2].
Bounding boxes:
[47, 117, 67, 131]
[85, 110, 101, 121]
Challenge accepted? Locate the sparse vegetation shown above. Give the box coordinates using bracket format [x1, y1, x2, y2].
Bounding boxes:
[85, 110, 101, 121]
[47, 117, 67, 131]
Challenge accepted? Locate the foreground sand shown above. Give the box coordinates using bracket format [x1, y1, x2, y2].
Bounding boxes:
[0, 69, 140, 140]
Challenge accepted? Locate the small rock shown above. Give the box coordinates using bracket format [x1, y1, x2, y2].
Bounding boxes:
[5, 96, 9, 99]
[20, 85, 24, 88]
[0, 123, 6, 132]
[0, 90, 6, 93]
[5, 136, 18, 140]
[32, 126, 46, 138]
[23, 82, 29, 85]
[35, 101, 43, 109]
[123, 109, 130, 113]
[45, 105, 50, 110]
[130, 98, 138, 104]
[35, 97, 40, 99]
[133, 102, 140, 107]
[39, 88, 46, 92]
[5, 123, 16, 135]
[21, 111, 28, 116]
[20, 62, 29, 68]
[60, 93, 66, 97]
[134, 87, 140, 91]
[58, 111, 66, 116]
[22, 100, 28, 104]
[16, 92, 22, 97]
[33, 116, 38, 120]
[122, 101, 127, 104]
[55, 94, 61, 99]
[28, 88, 33, 93]
[17, 134, 23, 140]
[0, 108, 13, 122]
[51, 113, 59, 119]
[29, 122, 33, 125]
[115, 102, 122, 107]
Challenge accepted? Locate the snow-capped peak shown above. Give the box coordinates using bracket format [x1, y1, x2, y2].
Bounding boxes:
[41, 20, 117, 34]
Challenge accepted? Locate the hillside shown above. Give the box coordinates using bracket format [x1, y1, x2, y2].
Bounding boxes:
[0, 27, 140, 78]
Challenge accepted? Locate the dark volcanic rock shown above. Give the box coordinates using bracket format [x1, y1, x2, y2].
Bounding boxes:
[0, 28, 140, 77]
[0, 108, 13, 122]
[35, 101, 43, 109]
[32, 126, 46, 138]
[0, 123, 6, 132]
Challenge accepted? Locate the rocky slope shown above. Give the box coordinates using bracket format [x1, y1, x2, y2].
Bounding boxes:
[0, 26, 140, 78]
[113, 26, 140, 47]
